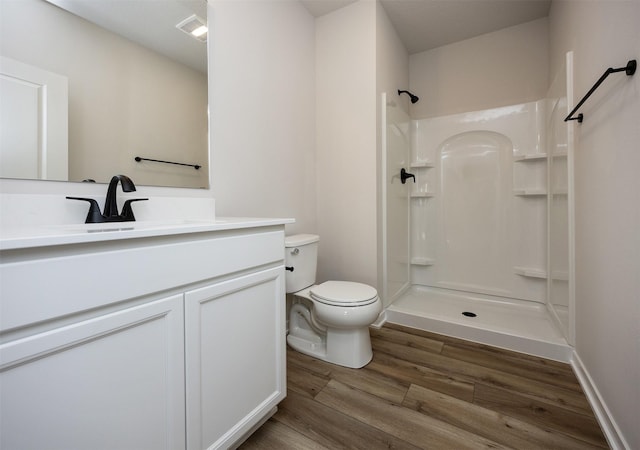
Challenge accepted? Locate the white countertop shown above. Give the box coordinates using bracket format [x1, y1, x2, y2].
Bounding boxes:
[0, 217, 294, 251]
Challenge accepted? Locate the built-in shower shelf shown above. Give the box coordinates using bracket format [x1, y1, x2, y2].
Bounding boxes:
[410, 161, 434, 168]
[551, 270, 569, 281]
[411, 192, 435, 198]
[514, 153, 547, 162]
[514, 189, 547, 196]
[514, 266, 547, 279]
[552, 151, 568, 158]
[411, 257, 435, 266]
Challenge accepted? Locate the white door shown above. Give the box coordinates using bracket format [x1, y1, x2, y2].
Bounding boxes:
[382, 93, 411, 306]
[184, 267, 286, 450]
[0, 56, 68, 180]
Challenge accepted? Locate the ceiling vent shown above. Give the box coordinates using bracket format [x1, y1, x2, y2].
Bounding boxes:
[176, 14, 207, 42]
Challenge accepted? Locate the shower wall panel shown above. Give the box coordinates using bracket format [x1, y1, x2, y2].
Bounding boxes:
[410, 101, 548, 303]
[382, 95, 410, 306]
[546, 53, 574, 344]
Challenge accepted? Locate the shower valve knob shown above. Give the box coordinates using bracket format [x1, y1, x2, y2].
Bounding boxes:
[400, 168, 415, 184]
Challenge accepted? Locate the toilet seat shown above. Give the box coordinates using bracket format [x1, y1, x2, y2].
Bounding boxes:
[310, 281, 378, 307]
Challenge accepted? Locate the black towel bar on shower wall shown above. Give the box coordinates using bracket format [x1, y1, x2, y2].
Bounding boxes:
[134, 156, 201, 170]
[564, 59, 636, 123]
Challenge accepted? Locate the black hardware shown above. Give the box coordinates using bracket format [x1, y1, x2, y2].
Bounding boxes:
[397, 89, 419, 104]
[103, 175, 136, 218]
[285, 266, 294, 272]
[565, 59, 636, 123]
[65, 197, 104, 224]
[400, 168, 415, 184]
[66, 175, 148, 223]
[135, 156, 201, 170]
[121, 199, 148, 222]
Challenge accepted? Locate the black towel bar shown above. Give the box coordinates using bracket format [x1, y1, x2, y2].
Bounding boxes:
[135, 156, 201, 170]
[565, 59, 636, 123]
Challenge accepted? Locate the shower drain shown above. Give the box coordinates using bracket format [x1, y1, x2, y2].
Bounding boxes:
[462, 311, 477, 318]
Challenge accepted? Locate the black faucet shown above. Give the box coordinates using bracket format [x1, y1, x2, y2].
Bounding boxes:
[67, 174, 148, 223]
[103, 175, 136, 218]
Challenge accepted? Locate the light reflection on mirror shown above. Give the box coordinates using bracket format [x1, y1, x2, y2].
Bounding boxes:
[0, 0, 209, 189]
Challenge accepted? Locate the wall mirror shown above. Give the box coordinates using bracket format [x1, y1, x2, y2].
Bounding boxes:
[0, 0, 209, 189]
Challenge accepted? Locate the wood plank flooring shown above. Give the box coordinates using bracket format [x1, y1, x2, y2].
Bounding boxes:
[240, 323, 608, 449]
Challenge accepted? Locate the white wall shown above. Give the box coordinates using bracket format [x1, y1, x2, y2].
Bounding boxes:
[376, 2, 410, 112]
[209, 0, 316, 235]
[315, 1, 377, 287]
[409, 18, 549, 119]
[1, 0, 208, 189]
[210, 0, 407, 291]
[549, 2, 640, 448]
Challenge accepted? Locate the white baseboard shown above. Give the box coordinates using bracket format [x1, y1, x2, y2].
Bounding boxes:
[571, 350, 630, 450]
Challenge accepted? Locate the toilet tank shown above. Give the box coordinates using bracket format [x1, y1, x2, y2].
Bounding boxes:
[284, 234, 319, 293]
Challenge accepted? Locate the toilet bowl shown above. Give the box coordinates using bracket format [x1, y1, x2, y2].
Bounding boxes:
[285, 235, 382, 368]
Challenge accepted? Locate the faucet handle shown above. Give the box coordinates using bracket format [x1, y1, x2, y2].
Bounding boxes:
[66, 197, 104, 224]
[121, 198, 148, 222]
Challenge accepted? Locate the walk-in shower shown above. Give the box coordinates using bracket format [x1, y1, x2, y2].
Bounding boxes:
[380, 54, 575, 362]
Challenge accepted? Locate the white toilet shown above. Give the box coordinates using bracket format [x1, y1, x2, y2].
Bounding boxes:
[285, 234, 382, 368]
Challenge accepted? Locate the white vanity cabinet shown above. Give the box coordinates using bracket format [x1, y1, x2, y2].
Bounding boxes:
[0, 221, 289, 450]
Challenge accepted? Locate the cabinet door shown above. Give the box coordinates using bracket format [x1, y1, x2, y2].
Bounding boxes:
[0, 295, 185, 450]
[185, 267, 286, 450]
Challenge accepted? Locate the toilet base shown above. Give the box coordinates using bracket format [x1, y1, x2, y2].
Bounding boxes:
[287, 325, 373, 369]
[287, 292, 378, 369]
[286, 333, 327, 361]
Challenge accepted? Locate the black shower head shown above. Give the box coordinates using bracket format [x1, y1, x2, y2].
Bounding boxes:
[398, 89, 419, 104]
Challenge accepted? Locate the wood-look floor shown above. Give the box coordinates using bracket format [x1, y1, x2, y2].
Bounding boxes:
[240, 323, 609, 449]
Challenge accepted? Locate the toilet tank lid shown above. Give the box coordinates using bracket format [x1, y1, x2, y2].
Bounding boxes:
[285, 234, 319, 247]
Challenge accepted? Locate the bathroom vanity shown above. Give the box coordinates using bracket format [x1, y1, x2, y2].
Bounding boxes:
[0, 218, 292, 449]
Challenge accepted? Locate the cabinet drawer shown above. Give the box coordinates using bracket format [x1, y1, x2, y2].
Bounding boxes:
[1, 229, 284, 332]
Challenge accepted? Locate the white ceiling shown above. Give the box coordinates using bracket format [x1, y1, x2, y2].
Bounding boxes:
[301, 0, 551, 54]
[45, 0, 208, 73]
[300, 0, 359, 17]
[49, 0, 551, 73]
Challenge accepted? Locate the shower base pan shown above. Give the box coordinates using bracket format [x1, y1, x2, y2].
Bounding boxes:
[385, 285, 572, 362]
